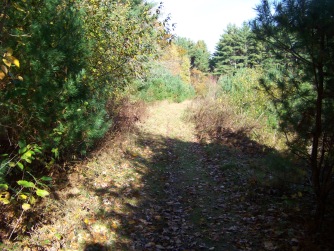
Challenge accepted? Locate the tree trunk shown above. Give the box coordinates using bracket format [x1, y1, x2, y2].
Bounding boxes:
[315, 190, 328, 231]
[311, 59, 325, 228]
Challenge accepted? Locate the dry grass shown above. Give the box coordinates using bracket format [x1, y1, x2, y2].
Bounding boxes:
[186, 96, 286, 151]
[2, 134, 148, 250]
[187, 97, 255, 142]
[138, 100, 196, 141]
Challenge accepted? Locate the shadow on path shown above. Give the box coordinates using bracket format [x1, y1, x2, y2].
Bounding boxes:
[80, 128, 333, 250]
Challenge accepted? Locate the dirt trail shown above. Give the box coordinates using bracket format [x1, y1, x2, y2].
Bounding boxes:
[130, 101, 256, 250]
[10, 100, 323, 251]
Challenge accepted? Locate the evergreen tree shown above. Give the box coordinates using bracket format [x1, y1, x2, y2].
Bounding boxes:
[0, 0, 110, 157]
[175, 37, 210, 72]
[252, 0, 334, 223]
[174, 37, 194, 54]
[247, 31, 266, 68]
[190, 40, 211, 72]
[212, 24, 245, 75]
[212, 23, 265, 75]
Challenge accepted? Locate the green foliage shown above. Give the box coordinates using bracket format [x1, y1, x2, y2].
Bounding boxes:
[216, 68, 281, 146]
[212, 23, 265, 75]
[218, 68, 278, 129]
[0, 0, 167, 216]
[132, 64, 195, 103]
[77, 0, 165, 91]
[0, 0, 105, 156]
[190, 40, 211, 72]
[0, 142, 51, 208]
[0, 0, 166, 156]
[175, 37, 211, 72]
[252, 0, 334, 219]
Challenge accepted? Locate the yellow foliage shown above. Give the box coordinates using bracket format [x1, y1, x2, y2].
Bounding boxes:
[22, 203, 31, 211]
[2, 58, 11, 67]
[0, 71, 5, 80]
[191, 68, 210, 96]
[13, 58, 20, 68]
[3, 49, 20, 68]
[0, 191, 11, 204]
[19, 194, 28, 200]
[159, 43, 191, 84]
[0, 48, 23, 88]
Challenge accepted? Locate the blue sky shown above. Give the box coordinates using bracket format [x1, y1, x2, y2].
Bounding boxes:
[153, 0, 261, 54]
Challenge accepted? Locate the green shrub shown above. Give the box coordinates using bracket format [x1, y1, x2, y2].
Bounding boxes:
[0, 1, 110, 156]
[133, 64, 195, 103]
[218, 68, 276, 121]
[0, 1, 112, 214]
[217, 68, 282, 147]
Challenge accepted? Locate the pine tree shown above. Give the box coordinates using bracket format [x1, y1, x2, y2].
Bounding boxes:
[212, 23, 265, 75]
[175, 37, 210, 73]
[190, 40, 211, 72]
[0, 0, 109, 156]
[252, 0, 334, 224]
[213, 24, 246, 75]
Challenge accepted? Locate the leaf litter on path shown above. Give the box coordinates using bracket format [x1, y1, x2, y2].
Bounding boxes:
[9, 100, 333, 250]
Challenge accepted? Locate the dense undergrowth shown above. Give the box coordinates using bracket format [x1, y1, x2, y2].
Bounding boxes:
[188, 67, 284, 150]
[129, 63, 195, 103]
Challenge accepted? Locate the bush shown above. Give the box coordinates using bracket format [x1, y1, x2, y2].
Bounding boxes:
[217, 68, 282, 147]
[187, 97, 253, 142]
[133, 64, 195, 103]
[0, 1, 110, 156]
[0, 0, 167, 238]
[190, 68, 213, 97]
[0, 1, 113, 216]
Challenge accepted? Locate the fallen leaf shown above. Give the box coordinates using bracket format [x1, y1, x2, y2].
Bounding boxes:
[22, 203, 31, 211]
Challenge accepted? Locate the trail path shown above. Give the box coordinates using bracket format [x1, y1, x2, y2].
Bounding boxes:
[20, 100, 314, 251]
